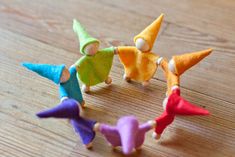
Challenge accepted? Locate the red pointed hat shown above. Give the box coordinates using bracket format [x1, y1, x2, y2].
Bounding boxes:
[154, 88, 210, 136]
[166, 88, 209, 116]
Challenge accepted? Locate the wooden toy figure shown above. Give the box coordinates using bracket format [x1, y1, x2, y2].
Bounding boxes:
[36, 99, 97, 148]
[117, 14, 164, 86]
[157, 48, 212, 95]
[73, 19, 117, 93]
[152, 86, 209, 140]
[152, 48, 212, 139]
[94, 116, 156, 155]
[22, 63, 85, 106]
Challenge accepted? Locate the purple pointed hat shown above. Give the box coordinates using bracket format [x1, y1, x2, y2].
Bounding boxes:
[117, 116, 139, 155]
[36, 98, 96, 145]
[36, 99, 79, 119]
[98, 116, 153, 154]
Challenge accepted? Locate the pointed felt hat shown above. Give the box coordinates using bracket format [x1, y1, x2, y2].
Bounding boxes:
[36, 99, 79, 119]
[172, 48, 212, 76]
[134, 14, 164, 51]
[22, 62, 65, 84]
[73, 19, 100, 55]
[166, 89, 210, 116]
[117, 116, 139, 155]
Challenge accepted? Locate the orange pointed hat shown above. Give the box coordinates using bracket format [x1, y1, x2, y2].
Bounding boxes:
[172, 48, 212, 76]
[134, 14, 164, 51]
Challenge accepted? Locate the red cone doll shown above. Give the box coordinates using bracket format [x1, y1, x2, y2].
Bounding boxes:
[153, 87, 209, 139]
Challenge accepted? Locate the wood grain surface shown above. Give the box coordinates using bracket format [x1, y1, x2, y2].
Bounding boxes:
[0, 0, 234, 157]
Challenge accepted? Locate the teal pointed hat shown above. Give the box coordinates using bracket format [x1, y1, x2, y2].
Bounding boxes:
[22, 62, 65, 84]
[73, 19, 100, 55]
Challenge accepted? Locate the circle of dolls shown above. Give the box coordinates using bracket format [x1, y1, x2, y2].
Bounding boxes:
[22, 14, 212, 155]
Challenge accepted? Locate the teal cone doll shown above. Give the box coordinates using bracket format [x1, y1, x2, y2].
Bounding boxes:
[22, 63, 85, 106]
[73, 19, 116, 93]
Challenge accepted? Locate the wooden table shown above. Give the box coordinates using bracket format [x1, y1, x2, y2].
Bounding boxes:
[0, 0, 234, 156]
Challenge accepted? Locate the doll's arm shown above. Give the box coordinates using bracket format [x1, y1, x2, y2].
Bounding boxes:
[114, 47, 118, 55]
[70, 64, 80, 72]
[99, 124, 118, 134]
[117, 46, 136, 65]
[139, 120, 156, 133]
[158, 58, 169, 74]
[96, 123, 121, 147]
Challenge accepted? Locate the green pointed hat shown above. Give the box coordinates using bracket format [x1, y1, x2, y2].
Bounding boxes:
[73, 19, 100, 55]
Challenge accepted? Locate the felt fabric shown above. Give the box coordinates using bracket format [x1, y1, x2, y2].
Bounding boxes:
[117, 116, 138, 154]
[22, 63, 84, 104]
[154, 88, 209, 135]
[134, 121, 153, 149]
[134, 14, 164, 51]
[22, 62, 65, 84]
[99, 124, 121, 147]
[160, 48, 212, 95]
[159, 59, 180, 95]
[76, 47, 114, 86]
[99, 116, 152, 155]
[36, 99, 79, 119]
[73, 19, 100, 55]
[118, 46, 159, 82]
[71, 117, 97, 145]
[172, 48, 212, 76]
[155, 111, 175, 135]
[36, 98, 96, 145]
[166, 89, 209, 115]
[59, 66, 84, 104]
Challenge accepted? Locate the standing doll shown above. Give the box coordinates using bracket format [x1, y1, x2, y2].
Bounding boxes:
[73, 19, 117, 93]
[36, 99, 97, 148]
[152, 48, 212, 139]
[22, 63, 97, 148]
[117, 14, 164, 86]
[22, 63, 84, 106]
[94, 116, 156, 155]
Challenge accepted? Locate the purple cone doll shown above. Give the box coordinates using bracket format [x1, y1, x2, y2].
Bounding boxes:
[37, 99, 97, 148]
[94, 116, 156, 154]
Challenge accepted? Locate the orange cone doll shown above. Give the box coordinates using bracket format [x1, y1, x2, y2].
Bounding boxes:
[169, 48, 212, 76]
[134, 14, 164, 52]
[117, 14, 164, 86]
[158, 48, 212, 95]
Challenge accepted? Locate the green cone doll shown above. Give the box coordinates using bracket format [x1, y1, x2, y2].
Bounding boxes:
[73, 19, 117, 93]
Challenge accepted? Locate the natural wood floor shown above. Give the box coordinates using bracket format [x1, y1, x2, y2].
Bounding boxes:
[0, 0, 235, 157]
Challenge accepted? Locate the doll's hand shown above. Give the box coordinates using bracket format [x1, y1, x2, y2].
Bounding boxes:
[60, 97, 69, 102]
[157, 57, 163, 65]
[152, 132, 161, 140]
[147, 120, 156, 129]
[114, 47, 119, 55]
[70, 64, 79, 71]
[93, 122, 101, 132]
